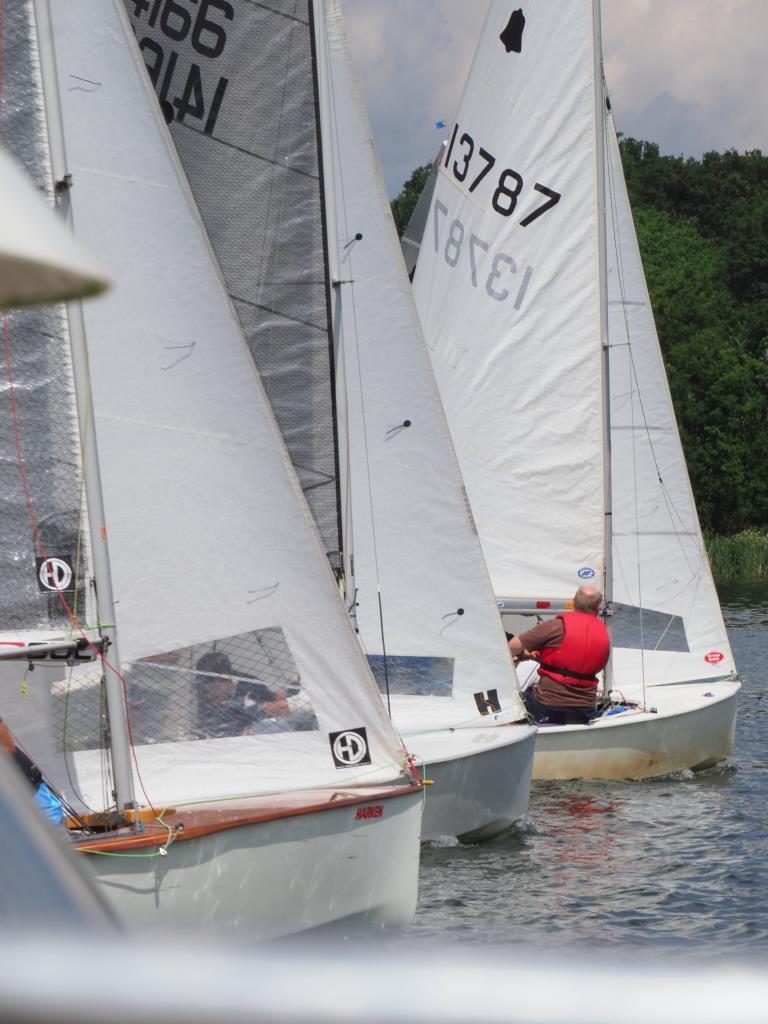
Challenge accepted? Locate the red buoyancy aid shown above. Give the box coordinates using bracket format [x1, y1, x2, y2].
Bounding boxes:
[537, 612, 610, 688]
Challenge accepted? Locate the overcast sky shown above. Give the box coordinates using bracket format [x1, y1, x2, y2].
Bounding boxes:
[343, 0, 768, 197]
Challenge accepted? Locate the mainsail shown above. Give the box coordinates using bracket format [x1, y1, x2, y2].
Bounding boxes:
[123, 0, 342, 572]
[412, 0, 605, 601]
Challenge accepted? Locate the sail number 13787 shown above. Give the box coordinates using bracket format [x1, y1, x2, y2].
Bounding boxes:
[444, 121, 561, 224]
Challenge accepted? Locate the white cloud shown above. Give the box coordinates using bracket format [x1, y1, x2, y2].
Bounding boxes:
[342, 0, 766, 196]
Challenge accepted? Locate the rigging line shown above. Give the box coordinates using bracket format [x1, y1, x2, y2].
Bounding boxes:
[605, 124, 646, 701]
[325, 9, 392, 712]
[2, 315, 158, 819]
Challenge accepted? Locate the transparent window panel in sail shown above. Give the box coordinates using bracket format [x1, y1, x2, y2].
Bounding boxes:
[54, 625, 319, 753]
[366, 655, 454, 698]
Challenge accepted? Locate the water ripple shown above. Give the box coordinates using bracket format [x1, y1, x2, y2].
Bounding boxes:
[401, 594, 768, 960]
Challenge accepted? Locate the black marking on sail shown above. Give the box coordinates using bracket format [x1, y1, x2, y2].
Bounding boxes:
[35, 556, 75, 594]
[329, 727, 371, 768]
[500, 9, 526, 53]
[474, 689, 502, 715]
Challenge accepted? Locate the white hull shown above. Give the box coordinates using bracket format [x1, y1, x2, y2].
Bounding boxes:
[77, 786, 422, 938]
[408, 725, 536, 842]
[532, 680, 740, 780]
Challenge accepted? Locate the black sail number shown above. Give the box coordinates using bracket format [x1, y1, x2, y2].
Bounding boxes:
[492, 168, 524, 216]
[442, 120, 562, 227]
[452, 133, 475, 183]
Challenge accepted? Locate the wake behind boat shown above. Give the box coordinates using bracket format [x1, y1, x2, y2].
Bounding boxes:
[409, 0, 739, 779]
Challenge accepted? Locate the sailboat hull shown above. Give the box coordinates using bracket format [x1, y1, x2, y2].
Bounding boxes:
[532, 681, 740, 780]
[409, 725, 536, 842]
[74, 785, 422, 937]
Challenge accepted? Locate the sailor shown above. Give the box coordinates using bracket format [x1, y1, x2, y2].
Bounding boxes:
[508, 585, 610, 725]
[0, 715, 66, 824]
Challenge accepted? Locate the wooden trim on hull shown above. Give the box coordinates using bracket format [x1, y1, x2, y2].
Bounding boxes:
[72, 782, 421, 853]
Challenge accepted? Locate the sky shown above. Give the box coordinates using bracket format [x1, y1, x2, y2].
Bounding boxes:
[343, 0, 768, 197]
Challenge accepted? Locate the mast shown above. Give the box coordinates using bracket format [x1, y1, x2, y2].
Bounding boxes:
[32, 0, 137, 812]
[312, 0, 355, 603]
[593, 0, 614, 698]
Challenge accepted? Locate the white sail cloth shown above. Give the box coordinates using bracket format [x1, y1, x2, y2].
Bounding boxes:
[39, 0, 412, 809]
[413, 0, 605, 602]
[323, 0, 524, 729]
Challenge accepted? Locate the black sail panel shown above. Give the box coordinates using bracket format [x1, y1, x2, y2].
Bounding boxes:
[124, 0, 342, 570]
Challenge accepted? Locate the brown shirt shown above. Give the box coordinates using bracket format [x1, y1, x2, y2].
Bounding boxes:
[516, 617, 598, 709]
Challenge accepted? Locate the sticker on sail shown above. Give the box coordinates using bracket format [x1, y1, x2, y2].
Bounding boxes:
[499, 9, 526, 53]
[474, 689, 502, 715]
[577, 567, 596, 579]
[329, 727, 371, 769]
[704, 651, 725, 665]
[36, 556, 75, 593]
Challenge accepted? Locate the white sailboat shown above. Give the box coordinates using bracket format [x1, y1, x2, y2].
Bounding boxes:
[125, 0, 536, 842]
[410, 0, 740, 780]
[0, 0, 421, 935]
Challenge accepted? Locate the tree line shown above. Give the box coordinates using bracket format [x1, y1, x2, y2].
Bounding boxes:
[392, 142, 768, 536]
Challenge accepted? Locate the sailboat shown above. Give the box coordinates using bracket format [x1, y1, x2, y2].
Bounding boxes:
[0, 0, 422, 935]
[409, 0, 740, 779]
[124, 0, 537, 842]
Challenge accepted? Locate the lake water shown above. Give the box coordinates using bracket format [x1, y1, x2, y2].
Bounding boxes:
[403, 582, 768, 959]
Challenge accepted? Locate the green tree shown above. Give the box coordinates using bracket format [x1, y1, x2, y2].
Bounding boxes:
[391, 163, 432, 237]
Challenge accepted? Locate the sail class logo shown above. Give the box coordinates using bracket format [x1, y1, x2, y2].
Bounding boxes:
[474, 689, 502, 715]
[329, 727, 371, 768]
[36, 556, 75, 593]
[500, 9, 525, 53]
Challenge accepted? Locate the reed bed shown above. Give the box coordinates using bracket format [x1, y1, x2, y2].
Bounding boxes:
[705, 530, 768, 580]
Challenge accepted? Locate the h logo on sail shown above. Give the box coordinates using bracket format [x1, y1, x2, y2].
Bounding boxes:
[474, 689, 502, 715]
